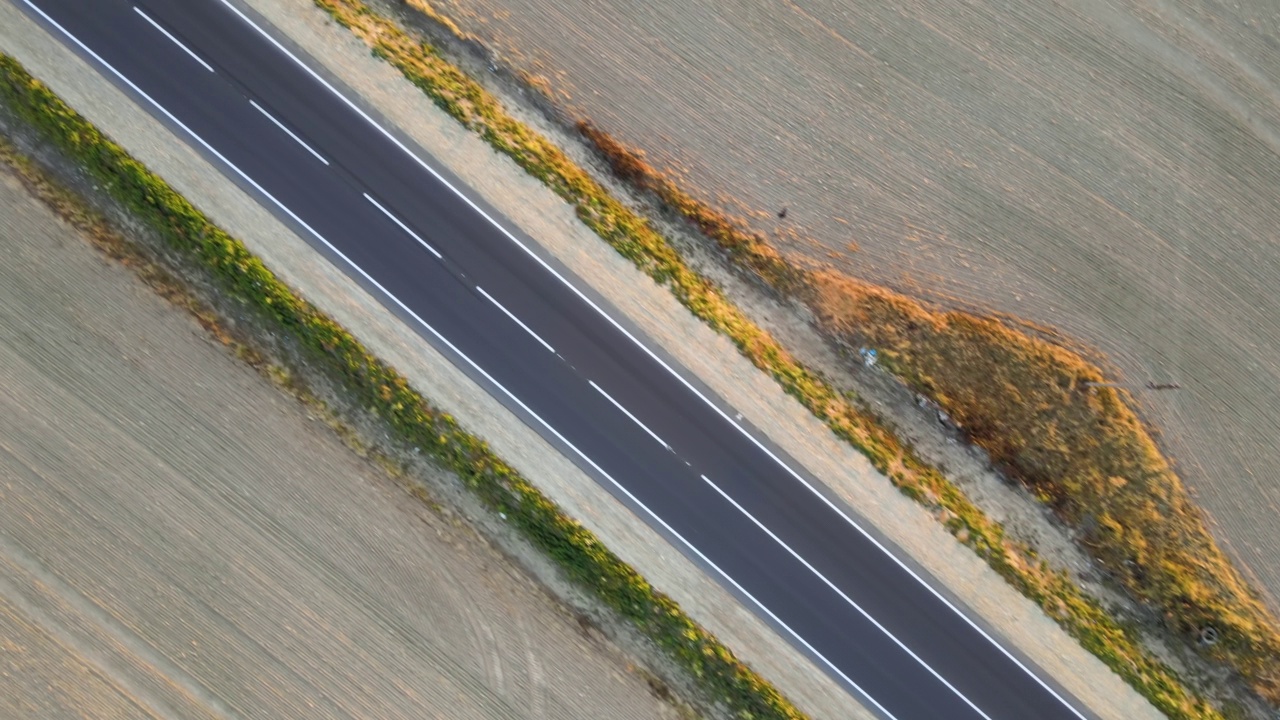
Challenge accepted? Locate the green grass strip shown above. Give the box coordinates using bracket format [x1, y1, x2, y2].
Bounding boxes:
[305, 1, 1242, 717]
[0, 53, 806, 720]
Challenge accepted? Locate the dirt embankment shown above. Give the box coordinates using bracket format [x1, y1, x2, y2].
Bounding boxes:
[0, 152, 682, 719]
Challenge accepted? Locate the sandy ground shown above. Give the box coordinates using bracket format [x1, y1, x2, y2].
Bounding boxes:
[422, 0, 1280, 610]
[0, 165, 687, 719]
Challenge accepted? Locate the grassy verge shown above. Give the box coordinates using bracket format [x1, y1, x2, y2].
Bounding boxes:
[0, 53, 806, 720]
[311, 0, 1278, 714]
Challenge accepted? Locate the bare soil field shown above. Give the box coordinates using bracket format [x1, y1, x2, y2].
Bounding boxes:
[0, 166, 680, 720]
[421, 0, 1280, 609]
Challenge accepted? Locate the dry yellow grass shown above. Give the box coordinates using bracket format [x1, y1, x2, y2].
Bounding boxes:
[805, 270, 1280, 693]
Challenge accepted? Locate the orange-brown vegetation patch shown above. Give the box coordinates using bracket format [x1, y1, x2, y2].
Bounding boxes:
[806, 271, 1280, 696]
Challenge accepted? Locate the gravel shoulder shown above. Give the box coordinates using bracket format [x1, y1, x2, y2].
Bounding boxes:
[0, 155, 688, 719]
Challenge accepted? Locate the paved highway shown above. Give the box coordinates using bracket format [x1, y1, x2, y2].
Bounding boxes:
[16, 1, 1101, 717]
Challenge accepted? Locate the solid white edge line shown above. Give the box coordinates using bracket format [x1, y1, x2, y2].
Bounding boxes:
[132, 6, 215, 73]
[701, 474, 993, 719]
[589, 381, 670, 451]
[362, 192, 442, 259]
[249, 98, 329, 165]
[22, 11, 902, 715]
[475, 286, 555, 354]
[211, 4, 1082, 717]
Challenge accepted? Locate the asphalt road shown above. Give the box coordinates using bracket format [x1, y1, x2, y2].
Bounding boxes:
[16, 1, 1100, 717]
